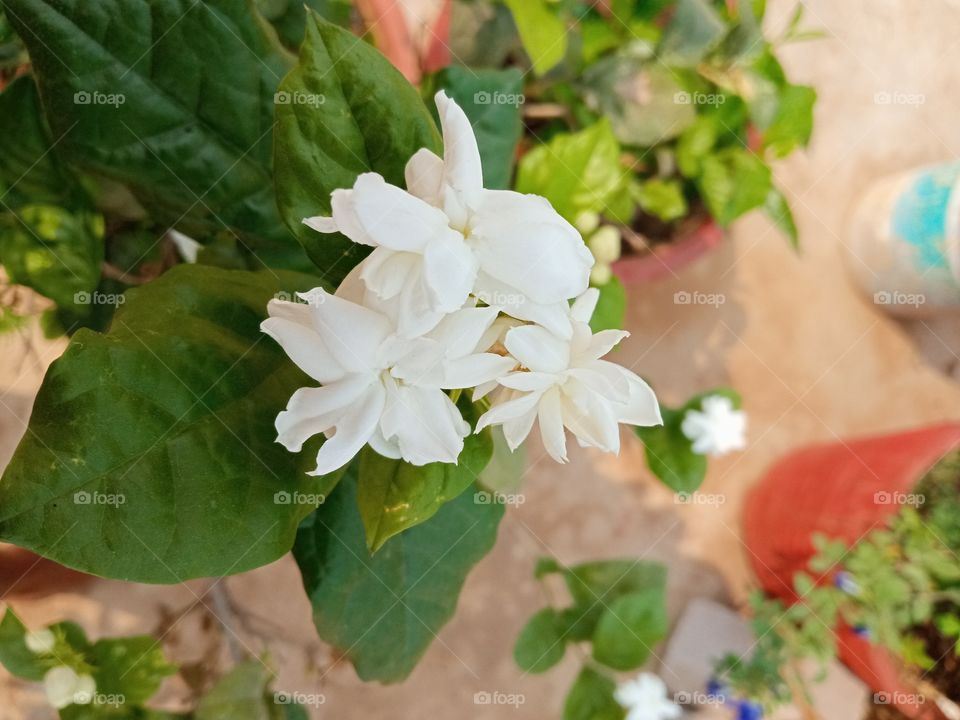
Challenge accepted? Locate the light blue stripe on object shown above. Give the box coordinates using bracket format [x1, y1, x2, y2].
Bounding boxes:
[890, 162, 960, 270]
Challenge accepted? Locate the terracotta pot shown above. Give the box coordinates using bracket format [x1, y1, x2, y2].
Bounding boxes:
[612, 219, 724, 285]
[743, 423, 960, 719]
[0, 544, 92, 598]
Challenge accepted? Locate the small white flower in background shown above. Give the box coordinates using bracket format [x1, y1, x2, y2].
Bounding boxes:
[24, 628, 55, 654]
[476, 288, 661, 463]
[43, 666, 96, 709]
[680, 394, 747, 457]
[588, 225, 622, 286]
[303, 91, 594, 338]
[614, 673, 682, 720]
[167, 228, 202, 264]
[261, 289, 514, 474]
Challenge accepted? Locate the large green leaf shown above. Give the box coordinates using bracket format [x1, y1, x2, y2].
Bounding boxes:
[273, 11, 441, 284]
[515, 120, 623, 223]
[433, 65, 524, 190]
[502, 0, 567, 76]
[257, 0, 352, 49]
[0, 265, 336, 582]
[563, 667, 624, 720]
[3, 0, 300, 262]
[357, 417, 493, 553]
[698, 148, 772, 225]
[514, 608, 566, 673]
[591, 589, 668, 670]
[294, 467, 504, 683]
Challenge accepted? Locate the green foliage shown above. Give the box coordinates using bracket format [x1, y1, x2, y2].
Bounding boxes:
[699, 149, 772, 226]
[430, 65, 525, 190]
[658, 0, 727, 67]
[294, 466, 504, 683]
[515, 557, 666, 718]
[257, 0, 353, 49]
[636, 388, 742, 493]
[0, 265, 337, 582]
[634, 178, 688, 222]
[501, 0, 568, 76]
[273, 11, 441, 284]
[589, 277, 626, 334]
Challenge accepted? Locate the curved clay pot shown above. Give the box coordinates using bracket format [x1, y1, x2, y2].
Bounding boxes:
[743, 423, 960, 719]
[612, 220, 724, 285]
[0, 544, 91, 598]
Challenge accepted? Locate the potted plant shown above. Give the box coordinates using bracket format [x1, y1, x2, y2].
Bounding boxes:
[726, 427, 960, 719]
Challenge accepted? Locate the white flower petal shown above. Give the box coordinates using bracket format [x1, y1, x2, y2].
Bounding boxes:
[538, 388, 568, 463]
[350, 172, 450, 252]
[396, 267, 446, 337]
[504, 324, 571, 374]
[502, 404, 538, 451]
[443, 353, 516, 389]
[261, 300, 345, 384]
[44, 667, 79, 710]
[382, 383, 468, 465]
[311, 292, 392, 371]
[405, 147, 444, 206]
[435, 91, 484, 215]
[476, 391, 542, 433]
[614, 369, 663, 428]
[498, 371, 559, 392]
[302, 215, 338, 234]
[473, 271, 575, 339]
[368, 424, 403, 460]
[422, 234, 478, 313]
[309, 381, 385, 475]
[429, 306, 501, 357]
[561, 381, 620, 453]
[360, 248, 420, 300]
[585, 329, 630, 360]
[275, 376, 374, 452]
[570, 287, 600, 324]
[473, 189, 593, 304]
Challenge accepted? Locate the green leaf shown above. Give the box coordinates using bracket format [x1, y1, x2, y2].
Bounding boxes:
[273, 11, 441, 283]
[89, 636, 176, 705]
[658, 0, 727, 66]
[357, 417, 493, 553]
[0, 609, 47, 681]
[0, 205, 103, 309]
[636, 388, 740, 493]
[0, 265, 338, 582]
[433, 65, 524, 190]
[563, 667, 625, 720]
[195, 659, 277, 720]
[502, 0, 568, 76]
[634, 178, 688, 222]
[294, 467, 504, 683]
[581, 56, 695, 147]
[699, 148, 772, 225]
[514, 608, 566, 673]
[676, 114, 720, 178]
[764, 186, 799, 249]
[564, 559, 667, 609]
[259, 0, 352, 49]
[589, 277, 626, 334]
[763, 84, 816, 158]
[516, 120, 623, 222]
[4, 0, 318, 270]
[592, 589, 668, 670]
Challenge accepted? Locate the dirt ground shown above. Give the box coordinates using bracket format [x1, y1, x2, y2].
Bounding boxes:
[3, 1, 960, 718]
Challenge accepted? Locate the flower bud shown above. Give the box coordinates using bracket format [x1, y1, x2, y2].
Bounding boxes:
[590, 262, 613, 286]
[25, 629, 55, 654]
[575, 210, 600, 235]
[589, 226, 622, 265]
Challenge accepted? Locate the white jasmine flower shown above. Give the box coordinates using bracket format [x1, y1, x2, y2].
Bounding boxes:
[43, 666, 96, 709]
[24, 628, 55, 654]
[262, 291, 515, 473]
[614, 673, 682, 720]
[680, 394, 746, 456]
[303, 91, 594, 338]
[475, 289, 661, 463]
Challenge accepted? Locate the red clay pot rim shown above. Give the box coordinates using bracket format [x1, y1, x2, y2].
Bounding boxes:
[612, 218, 724, 284]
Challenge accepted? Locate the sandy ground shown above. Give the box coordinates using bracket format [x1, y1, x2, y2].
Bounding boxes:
[4, 0, 960, 717]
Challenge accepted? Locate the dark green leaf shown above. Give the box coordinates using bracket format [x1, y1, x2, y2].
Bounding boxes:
[0, 609, 47, 681]
[514, 608, 566, 673]
[274, 11, 441, 284]
[195, 659, 276, 720]
[0, 265, 337, 582]
[90, 636, 176, 705]
[563, 667, 624, 720]
[4, 0, 300, 264]
[658, 0, 726, 66]
[357, 417, 493, 553]
[433, 65, 524, 190]
[259, 0, 352, 49]
[592, 590, 668, 670]
[502, 0, 568, 76]
[294, 467, 503, 683]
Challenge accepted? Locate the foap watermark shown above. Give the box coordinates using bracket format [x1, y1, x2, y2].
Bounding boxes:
[875, 691, 925, 706]
[274, 490, 326, 507]
[74, 90, 126, 107]
[674, 91, 726, 107]
[274, 90, 326, 107]
[874, 91, 925, 107]
[473, 90, 525, 107]
[74, 490, 126, 507]
[474, 289, 526, 307]
[674, 290, 725, 307]
[274, 691, 326, 707]
[675, 491, 725, 507]
[77, 691, 126, 706]
[873, 290, 925, 308]
[74, 291, 125, 307]
[874, 491, 924, 508]
[674, 691, 724, 706]
[473, 691, 525, 708]
[274, 288, 327, 305]
[474, 490, 525, 507]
